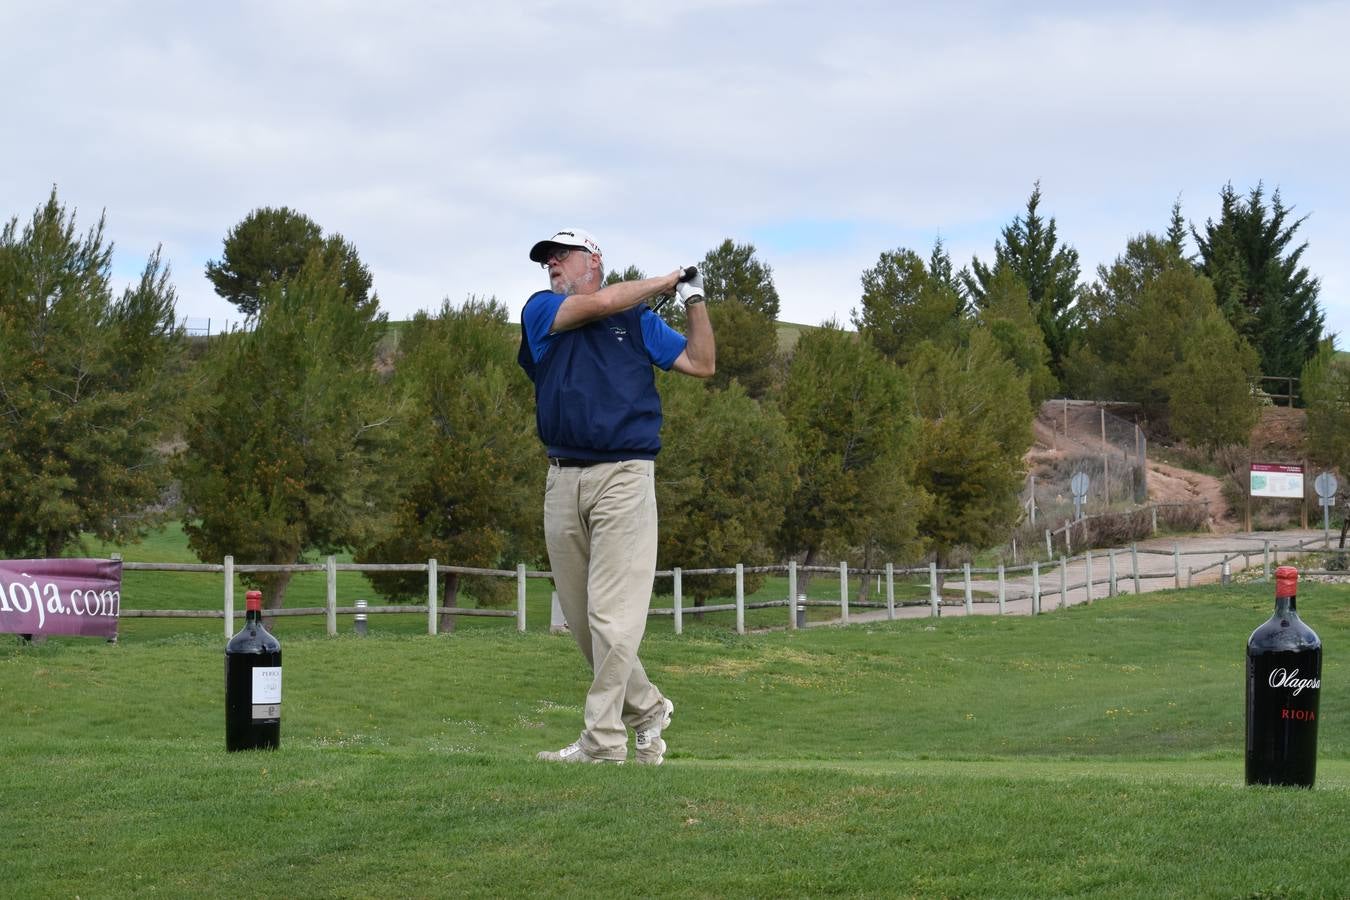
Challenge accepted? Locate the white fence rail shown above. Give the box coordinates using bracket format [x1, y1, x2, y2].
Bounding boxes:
[113, 534, 1350, 639]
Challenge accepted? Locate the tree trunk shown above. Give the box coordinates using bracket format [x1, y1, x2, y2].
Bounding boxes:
[260, 569, 295, 631]
[857, 544, 873, 605]
[799, 546, 819, 597]
[439, 572, 460, 633]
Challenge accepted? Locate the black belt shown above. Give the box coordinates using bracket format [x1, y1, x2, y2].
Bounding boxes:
[550, 457, 602, 468]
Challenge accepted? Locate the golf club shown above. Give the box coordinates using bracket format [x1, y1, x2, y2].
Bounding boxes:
[650, 266, 699, 313]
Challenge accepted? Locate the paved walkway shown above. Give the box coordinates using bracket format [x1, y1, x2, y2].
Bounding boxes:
[815, 530, 1335, 625]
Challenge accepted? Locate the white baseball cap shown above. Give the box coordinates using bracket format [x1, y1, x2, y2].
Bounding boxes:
[529, 228, 602, 263]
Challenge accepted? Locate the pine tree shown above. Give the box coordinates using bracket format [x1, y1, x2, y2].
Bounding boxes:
[962, 182, 1081, 380]
[655, 374, 797, 606]
[205, 207, 374, 317]
[0, 189, 183, 557]
[851, 245, 966, 366]
[907, 330, 1033, 585]
[1193, 183, 1324, 383]
[354, 297, 540, 630]
[177, 252, 398, 611]
[775, 324, 927, 585]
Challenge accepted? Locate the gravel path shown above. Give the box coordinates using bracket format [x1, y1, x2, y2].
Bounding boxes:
[813, 529, 1336, 626]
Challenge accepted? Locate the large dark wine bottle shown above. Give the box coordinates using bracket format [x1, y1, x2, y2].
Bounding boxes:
[1246, 566, 1321, 787]
[225, 589, 282, 751]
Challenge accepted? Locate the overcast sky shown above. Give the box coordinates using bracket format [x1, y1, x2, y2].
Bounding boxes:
[4, 1, 1347, 345]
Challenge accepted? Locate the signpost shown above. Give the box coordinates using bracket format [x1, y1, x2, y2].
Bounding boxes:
[1315, 472, 1338, 545]
[1071, 471, 1089, 521]
[1247, 463, 1305, 532]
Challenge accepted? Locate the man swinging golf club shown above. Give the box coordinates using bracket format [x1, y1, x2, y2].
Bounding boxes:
[518, 228, 715, 764]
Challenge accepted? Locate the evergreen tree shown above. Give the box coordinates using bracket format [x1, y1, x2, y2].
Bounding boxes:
[775, 323, 927, 585]
[962, 182, 1081, 379]
[1301, 338, 1350, 475]
[1066, 233, 1259, 444]
[1193, 183, 1323, 383]
[974, 265, 1057, 404]
[907, 330, 1033, 584]
[355, 297, 540, 630]
[851, 246, 966, 366]
[177, 252, 398, 611]
[0, 189, 183, 557]
[205, 206, 374, 317]
[655, 374, 797, 606]
[1167, 308, 1261, 451]
[696, 239, 780, 398]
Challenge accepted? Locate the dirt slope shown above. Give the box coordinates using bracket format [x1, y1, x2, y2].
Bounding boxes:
[1028, 403, 1308, 535]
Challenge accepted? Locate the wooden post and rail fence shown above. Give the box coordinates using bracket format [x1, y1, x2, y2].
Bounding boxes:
[115, 533, 1347, 639]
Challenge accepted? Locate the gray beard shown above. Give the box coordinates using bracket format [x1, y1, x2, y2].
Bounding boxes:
[555, 268, 596, 297]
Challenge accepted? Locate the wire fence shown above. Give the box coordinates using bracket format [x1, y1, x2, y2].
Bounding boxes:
[1026, 400, 1148, 527]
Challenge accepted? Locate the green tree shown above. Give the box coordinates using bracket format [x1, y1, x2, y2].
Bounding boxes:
[177, 253, 398, 611]
[962, 181, 1081, 379]
[1301, 339, 1350, 475]
[974, 265, 1057, 403]
[1067, 234, 1216, 416]
[776, 323, 927, 586]
[603, 264, 646, 286]
[355, 297, 540, 630]
[655, 375, 797, 606]
[1193, 183, 1324, 383]
[907, 330, 1033, 584]
[695, 239, 781, 398]
[700, 238, 780, 319]
[0, 189, 183, 557]
[1166, 308, 1261, 451]
[852, 245, 966, 366]
[205, 206, 374, 317]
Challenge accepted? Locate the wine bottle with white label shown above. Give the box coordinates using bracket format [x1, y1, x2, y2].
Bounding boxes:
[1246, 566, 1321, 787]
[225, 589, 282, 751]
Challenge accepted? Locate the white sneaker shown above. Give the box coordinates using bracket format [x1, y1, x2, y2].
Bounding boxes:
[635, 698, 674, 765]
[536, 741, 621, 764]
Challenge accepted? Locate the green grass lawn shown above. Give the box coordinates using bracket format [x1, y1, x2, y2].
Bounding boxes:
[3, 580, 1347, 897]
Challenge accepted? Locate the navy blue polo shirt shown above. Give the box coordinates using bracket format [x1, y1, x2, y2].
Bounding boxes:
[518, 291, 687, 461]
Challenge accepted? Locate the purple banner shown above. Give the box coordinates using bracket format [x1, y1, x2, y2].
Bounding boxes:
[0, 559, 122, 640]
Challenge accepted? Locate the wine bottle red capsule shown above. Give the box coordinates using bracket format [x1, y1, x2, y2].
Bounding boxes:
[225, 589, 282, 751]
[1245, 566, 1321, 787]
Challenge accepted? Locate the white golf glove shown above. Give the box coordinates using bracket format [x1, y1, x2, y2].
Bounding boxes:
[675, 268, 705, 306]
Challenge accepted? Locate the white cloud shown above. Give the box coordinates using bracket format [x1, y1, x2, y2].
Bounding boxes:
[3, 1, 1348, 344]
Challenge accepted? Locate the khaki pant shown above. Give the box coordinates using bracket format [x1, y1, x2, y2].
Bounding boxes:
[544, 459, 667, 760]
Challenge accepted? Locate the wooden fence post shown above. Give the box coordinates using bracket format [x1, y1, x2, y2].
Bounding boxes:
[326, 555, 337, 637]
[516, 564, 527, 633]
[997, 563, 1006, 614]
[787, 561, 796, 630]
[223, 555, 234, 640]
[1263, 541, 1271, 581]
[674, 567, 683, 635]
[1032, 561, 1041, 615]
[1059, 557, 1068, 609]
[428, 559, 438, 636]
[1131, 543, 1141, 594]
[885, 563, 895, 620]
[1085, 550, 1093, 604]
[736, 563, 745, 635]
[839, 561, 849, 624]
[1109, 549, 1118, 597]
[929, 562, 939, 617]
[963, 562, 973, 614]
[1173, 543, 1181, 590]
